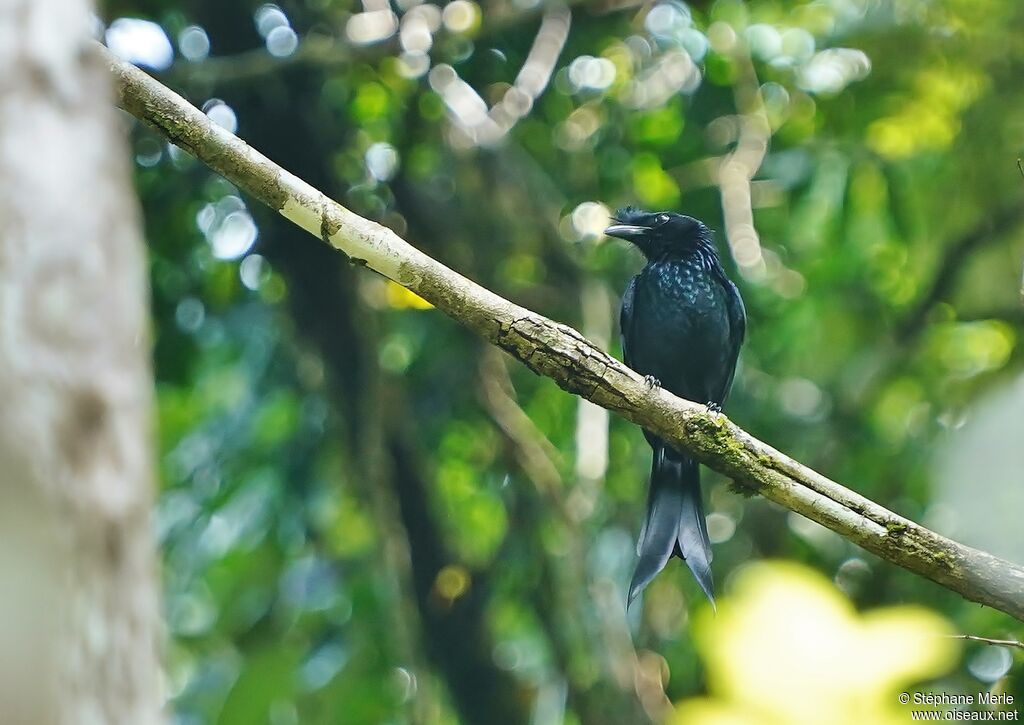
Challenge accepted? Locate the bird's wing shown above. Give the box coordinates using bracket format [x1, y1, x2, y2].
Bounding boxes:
[719, 277, 746, 402]
[619, 275, 637, 369]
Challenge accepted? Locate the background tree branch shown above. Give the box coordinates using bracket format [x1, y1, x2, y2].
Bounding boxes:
[898, 198, 1024, 341]
[100, 45, 1024, 623]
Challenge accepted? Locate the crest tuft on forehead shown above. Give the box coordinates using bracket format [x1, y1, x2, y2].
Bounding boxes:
[613, 206, 648, 224]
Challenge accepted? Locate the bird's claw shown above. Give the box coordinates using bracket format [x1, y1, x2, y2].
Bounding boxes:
[644, 375, 661, 390]
[705, 401, 722, 414]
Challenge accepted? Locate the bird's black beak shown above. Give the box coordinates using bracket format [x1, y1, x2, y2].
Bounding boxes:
[604, 223, 649, 241]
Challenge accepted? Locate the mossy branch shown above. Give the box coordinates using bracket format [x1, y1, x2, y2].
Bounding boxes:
[99, 44, 1024, 622]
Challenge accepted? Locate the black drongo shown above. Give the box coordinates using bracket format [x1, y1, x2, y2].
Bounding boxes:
[605, 207, 746, 607]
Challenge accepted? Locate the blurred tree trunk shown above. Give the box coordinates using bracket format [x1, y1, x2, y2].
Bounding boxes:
[0, 1, 161, 723]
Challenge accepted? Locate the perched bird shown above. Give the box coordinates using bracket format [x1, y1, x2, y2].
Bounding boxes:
[605, 208, 746, 607]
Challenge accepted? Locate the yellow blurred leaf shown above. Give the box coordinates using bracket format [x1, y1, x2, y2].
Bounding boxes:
[385, 280, 434, 309]
[675, 561, 959, 725]
[632, 153, 681, 209]
[867, 67, 986, 159]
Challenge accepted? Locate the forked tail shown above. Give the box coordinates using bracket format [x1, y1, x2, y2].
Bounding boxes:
[628, 446, 714, 607]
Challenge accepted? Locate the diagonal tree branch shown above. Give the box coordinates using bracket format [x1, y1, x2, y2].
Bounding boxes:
[99, 44, 1024, 623]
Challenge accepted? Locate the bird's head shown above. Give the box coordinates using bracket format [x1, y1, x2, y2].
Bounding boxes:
[604, 207, 711, 258]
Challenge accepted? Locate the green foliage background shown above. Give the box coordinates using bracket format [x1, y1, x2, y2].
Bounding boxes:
[106, 0, 1024, 721]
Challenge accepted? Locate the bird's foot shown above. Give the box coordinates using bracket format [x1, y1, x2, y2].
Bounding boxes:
[704, 401, 722, 414]
[644, 375, 661, 390]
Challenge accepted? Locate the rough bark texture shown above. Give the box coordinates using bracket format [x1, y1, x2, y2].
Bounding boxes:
[100, 45, 1024, 623]
[0, 10, 161, 724]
